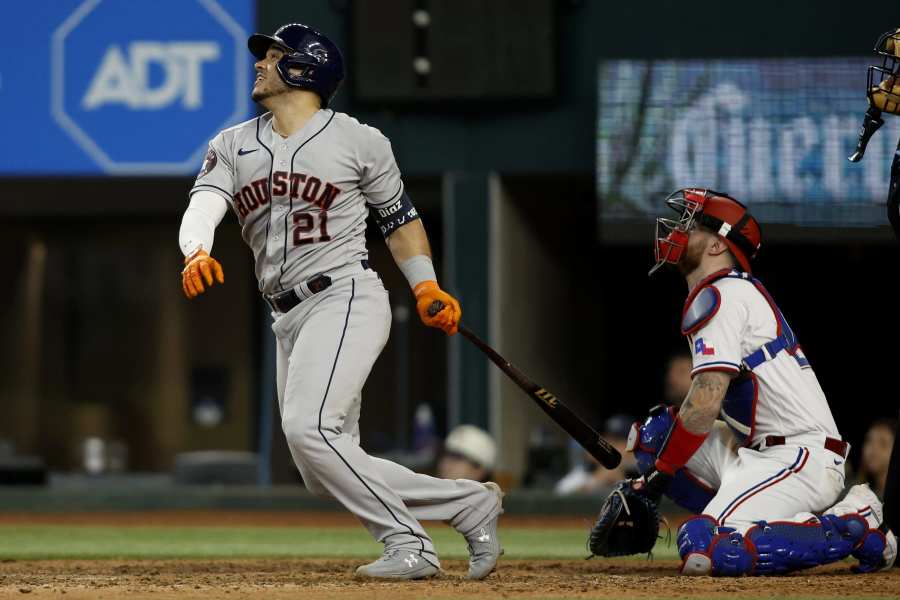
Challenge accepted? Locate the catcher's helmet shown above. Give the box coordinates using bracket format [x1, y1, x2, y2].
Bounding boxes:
[248, 23, 344, 108]
[866, 28, 900, 114]
[649, 188, 762, 276]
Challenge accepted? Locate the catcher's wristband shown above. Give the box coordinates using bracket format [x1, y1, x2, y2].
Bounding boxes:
[655, 416, 708, 474]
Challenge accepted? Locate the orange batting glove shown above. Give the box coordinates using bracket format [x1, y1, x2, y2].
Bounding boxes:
[181, 249, 224, 299]
[414, 280, 461, 336]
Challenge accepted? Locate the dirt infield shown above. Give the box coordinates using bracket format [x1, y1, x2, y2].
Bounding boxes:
[0, 512, 897, 599]
[0, 558, 898, 600]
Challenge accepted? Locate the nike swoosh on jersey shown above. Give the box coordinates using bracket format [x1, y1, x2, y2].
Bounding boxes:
[238, 147, 258, 156]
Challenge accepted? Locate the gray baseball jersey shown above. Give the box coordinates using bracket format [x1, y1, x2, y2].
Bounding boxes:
[187, 106, 502, 568]
[191, 109, 405, 295]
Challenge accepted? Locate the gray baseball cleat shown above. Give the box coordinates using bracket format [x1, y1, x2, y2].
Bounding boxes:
[354, 549, 440, 580]
[464, 481, 504, 580]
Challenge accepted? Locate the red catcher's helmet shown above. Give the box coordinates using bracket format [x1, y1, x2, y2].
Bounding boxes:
[649, 188, 762, 276]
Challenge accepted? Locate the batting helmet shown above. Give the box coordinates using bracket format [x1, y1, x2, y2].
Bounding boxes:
[248, 23, 344, 108]
[650, 188, 762, 276]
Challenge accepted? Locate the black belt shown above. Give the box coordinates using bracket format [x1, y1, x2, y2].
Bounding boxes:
[751, 435, 849, 459]
[266, 260, 370, 314]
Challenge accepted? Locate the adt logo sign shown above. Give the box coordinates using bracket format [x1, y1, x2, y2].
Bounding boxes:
[52, 0, 250, 175]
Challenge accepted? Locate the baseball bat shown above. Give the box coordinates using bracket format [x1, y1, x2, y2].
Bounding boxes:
[427, 301, 622, 469]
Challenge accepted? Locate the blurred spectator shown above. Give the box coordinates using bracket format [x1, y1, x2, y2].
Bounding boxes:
[665, 350, 694, 406]
[554, 414, 638, 495]
[436, 425, 496, 483]
[858, 418, 896, 498]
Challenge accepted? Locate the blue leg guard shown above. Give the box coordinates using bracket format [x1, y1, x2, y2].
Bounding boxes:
[746, 514, 868, 575]
[679, 514, 873, 576]
[851, 528, 889, 574]
[677, 516, 755, 576]
[677, 515, 716, 575]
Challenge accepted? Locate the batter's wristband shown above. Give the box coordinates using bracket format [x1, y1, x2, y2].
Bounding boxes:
[655, 417, 708, 474]
[400, 255, 437, 290]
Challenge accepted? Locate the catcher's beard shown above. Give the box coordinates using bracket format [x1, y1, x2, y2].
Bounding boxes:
[676, 239, 705, 277]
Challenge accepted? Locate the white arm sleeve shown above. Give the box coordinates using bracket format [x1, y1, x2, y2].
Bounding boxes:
[179, 190, 229, 257]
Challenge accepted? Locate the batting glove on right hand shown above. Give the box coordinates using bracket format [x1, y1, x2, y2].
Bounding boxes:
[182, 249, 224, 299]
[414, 280, 461, 335]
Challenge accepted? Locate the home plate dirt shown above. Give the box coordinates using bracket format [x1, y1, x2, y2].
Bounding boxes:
[0, 558, 898, 599]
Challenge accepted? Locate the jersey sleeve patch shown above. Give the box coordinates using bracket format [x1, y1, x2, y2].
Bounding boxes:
[682, 286, 721, 335]
[198, 147, 218, 178]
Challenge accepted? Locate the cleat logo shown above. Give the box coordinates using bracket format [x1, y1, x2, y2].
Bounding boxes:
[477, 528, 490, 543]
[404, 554, 419, 568]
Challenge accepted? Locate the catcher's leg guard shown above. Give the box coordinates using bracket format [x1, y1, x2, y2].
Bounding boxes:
[677, 516, 756, 576]
[677, 515, 716, 574]
[851, 528, 895, 573]
[746, 514, 868, 575]
[824, 483, 898, 573]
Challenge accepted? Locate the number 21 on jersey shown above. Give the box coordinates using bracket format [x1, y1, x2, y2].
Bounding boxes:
[293, 210, 331, 245]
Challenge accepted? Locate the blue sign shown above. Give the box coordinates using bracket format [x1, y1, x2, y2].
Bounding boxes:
[597, 59, 900, 226]
[0, 0, 254, 175]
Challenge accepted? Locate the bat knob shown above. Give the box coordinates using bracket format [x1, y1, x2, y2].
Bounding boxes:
[427, 300, 445, 318]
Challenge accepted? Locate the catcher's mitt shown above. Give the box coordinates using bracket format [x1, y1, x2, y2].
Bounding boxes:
[587, 480, 661, 557]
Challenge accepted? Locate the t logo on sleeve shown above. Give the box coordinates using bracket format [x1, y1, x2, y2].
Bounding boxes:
[694, 338, 716, 356]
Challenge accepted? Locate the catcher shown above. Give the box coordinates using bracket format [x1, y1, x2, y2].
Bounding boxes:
[588, 189, 897, 576]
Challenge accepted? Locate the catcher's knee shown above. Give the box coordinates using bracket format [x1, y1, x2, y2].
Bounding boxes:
[677, 516, 755, 577]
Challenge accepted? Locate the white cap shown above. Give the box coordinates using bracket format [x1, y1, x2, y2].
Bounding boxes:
[444, 425, 496, 471]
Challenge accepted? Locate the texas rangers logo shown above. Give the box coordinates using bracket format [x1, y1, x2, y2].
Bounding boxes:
[694, 338, 715, 356]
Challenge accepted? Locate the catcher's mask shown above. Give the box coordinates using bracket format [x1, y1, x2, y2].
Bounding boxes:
[867, 28, 900, 114]
[649, 188, 761, 276]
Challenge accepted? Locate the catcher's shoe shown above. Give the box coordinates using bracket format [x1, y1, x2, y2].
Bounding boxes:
[354, 549, 440, 580]
[853, 528, 897, 573]
[464, 481, 504, 580]
[827, 484, 882, 529]
[826, 484, 897, 572]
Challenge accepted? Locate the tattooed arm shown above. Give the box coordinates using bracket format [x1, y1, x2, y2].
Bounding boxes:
[678, 370, 733, 434]
[634, 370, 735, 496]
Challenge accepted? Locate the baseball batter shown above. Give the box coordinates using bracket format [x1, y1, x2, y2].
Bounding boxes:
[626, 188, 897, 576]
[177, 23, 503, 580]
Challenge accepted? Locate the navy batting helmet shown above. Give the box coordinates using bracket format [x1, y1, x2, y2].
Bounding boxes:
[248, 23, 344, 108]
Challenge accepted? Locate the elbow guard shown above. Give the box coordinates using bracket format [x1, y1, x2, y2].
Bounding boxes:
[372, 192, 420, 238]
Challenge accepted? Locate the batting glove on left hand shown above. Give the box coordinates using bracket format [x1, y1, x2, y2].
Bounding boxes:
[182, 249, 224, 299]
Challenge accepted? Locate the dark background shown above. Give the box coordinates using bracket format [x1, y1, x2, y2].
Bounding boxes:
[1, 0, 898, 482]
